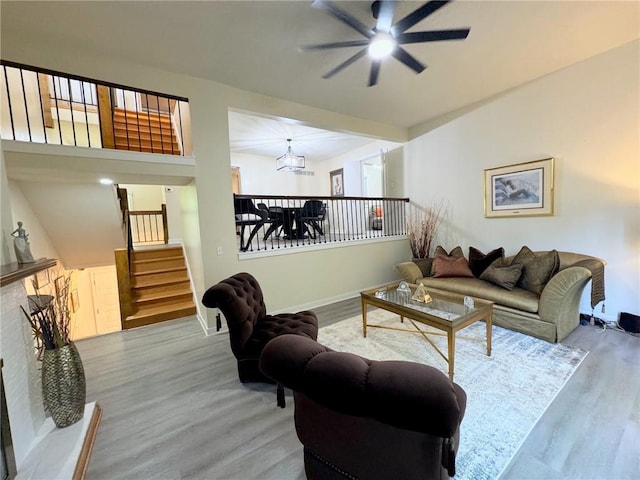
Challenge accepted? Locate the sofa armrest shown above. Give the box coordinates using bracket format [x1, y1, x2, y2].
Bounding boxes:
[397, 261, 423, 284]
[539, 266, 592, 340]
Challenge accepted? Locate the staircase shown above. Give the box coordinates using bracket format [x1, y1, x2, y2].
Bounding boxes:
[119, 245, 196, 329]
[112, 107, 181, 155]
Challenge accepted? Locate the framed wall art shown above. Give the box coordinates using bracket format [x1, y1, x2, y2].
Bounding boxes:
[484, 158, 554, 218]
[330, 168, 344, 197]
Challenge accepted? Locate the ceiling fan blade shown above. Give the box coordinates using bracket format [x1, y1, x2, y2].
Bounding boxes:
[392, 0, 450, 35]
[312, 0, 374, 39]
[392, 47, 426, 74]
[300, 39, 370, 51]
[369, 60, 381, 87]
[322, 48, 368, 79]
[375, 0, 396, 33]
[396, 29, 470, 44]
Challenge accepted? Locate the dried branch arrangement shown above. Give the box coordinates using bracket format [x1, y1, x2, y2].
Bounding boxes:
[21, 271, 73, 360]
[407, 200, 447, 259]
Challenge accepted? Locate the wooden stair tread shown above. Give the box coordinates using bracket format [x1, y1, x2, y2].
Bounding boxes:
[132, 247, 182, 253]
[132, 274, 190, 288]
[133, 287, 193, 303]
[115, 145, 180, 155]
[133, 255, 184, 265]
[125, 301, 196, 328]
[129, 299, 195, 315]
[132, 266, 187, 276]
[113, 109, 172, 121]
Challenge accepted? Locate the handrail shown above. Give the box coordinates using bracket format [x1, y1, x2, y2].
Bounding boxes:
[129, 206, 169, 245]
[1, 60, 191, 155]
[233, 194, 409, 253]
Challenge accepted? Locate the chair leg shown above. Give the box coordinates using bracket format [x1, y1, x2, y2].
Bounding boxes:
[263, 223, 277, 241]
[312, 221, 324, 236]
[244, 223, 265, 251]
[277, 383, 286, 408]
[239, 225, 248, 251]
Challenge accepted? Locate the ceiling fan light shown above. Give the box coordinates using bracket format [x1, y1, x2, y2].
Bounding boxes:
[368, 32, 396, 59]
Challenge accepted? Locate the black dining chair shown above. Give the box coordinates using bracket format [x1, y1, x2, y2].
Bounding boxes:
[299, 200, 327, 239]
[258, 203, 285, 241]
[234, 195, 268, 251]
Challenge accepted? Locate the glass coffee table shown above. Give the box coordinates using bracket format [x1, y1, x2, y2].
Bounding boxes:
[360, 282, 494, 381]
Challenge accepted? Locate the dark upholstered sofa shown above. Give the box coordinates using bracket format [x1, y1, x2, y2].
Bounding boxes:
[397, 248, 605, 343]
[260, 334, 467, 480]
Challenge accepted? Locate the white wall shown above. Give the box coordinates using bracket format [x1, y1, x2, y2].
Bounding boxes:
[1, 153, 17, 264]
[324, 139, 401, 197]
[122, 184, 165, 211]
[8, 181, 61, 263]
[231, 152, 323, 195]
[405, 40, 640, 319]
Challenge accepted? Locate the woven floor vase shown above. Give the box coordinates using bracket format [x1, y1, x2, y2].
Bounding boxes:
[42, 342, 86, 428]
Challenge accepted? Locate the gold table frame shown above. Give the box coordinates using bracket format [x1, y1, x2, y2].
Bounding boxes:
[360, 283, 493, 381]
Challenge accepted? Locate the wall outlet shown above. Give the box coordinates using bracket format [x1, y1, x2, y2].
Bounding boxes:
[216, 246, 223, 256]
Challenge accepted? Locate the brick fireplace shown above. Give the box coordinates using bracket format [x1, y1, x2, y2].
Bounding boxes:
[0, 259, 101, 479]
[0, 262, 49, 472]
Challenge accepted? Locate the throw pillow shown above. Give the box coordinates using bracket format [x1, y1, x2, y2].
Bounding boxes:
[413, 258, 434, 277]
[468, 246, 505, 277]
[512, 246, 560, 295]
[430, 245, 465, 275]
[433, 255, 474, 278]
[480, 259, 523, 290]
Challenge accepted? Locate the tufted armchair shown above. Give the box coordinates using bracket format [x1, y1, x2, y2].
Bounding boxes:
[201, 272, 318, 389]
[260, 334, 467, 479]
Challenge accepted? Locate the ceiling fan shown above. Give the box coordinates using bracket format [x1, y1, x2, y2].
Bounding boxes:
[302, 0, 470, 87]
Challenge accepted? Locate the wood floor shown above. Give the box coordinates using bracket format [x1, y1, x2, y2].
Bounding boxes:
[76, 298, 639, 480]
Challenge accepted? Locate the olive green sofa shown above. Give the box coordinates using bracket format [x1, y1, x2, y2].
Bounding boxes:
[397, 251, 604, 343]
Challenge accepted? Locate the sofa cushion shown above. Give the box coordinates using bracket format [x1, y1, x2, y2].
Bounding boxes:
[468, 247, 504, 277]
[397, 262, 423, 284]
[512, 247, 560, 295]
[431, 246, 464, 275]
[480, 259, 523, 290]
[418, 277, 540, 313]
[433, 256, 474, 278]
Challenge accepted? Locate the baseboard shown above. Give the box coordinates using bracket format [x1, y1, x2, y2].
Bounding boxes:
[270, 280, 392, 315]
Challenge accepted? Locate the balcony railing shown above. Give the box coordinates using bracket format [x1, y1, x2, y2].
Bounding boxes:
[234, 194, 409, 253]
[1, 60, 191, 155]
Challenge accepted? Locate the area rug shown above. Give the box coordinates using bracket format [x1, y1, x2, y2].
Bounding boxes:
[318, 309, 588, 480]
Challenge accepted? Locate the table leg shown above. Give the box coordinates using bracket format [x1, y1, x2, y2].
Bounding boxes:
[486, 310, 493, 356]
[447, 332, 455, 381]
[361, 297, 367, 338]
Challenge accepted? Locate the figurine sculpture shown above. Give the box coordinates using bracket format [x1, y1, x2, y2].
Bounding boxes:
[11, 221, 35, 264]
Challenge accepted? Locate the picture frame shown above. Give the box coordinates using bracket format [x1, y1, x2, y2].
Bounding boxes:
[330, 168, 344, 197]
[54, 276, 65, 298]
[484, 158, 554, 218]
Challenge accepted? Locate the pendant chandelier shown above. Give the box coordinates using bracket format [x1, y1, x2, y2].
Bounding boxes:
[276, 138, 305, 171]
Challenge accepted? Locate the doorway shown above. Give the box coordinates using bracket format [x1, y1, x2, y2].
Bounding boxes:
[231, 167, 241, 194]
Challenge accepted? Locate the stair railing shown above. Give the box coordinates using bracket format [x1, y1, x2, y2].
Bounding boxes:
[1, 60, 191, 155]
[129, 205, 169, 245]
[114, 186, 134, 327]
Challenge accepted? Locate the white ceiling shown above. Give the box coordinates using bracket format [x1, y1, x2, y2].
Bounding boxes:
[1, 1, 638, 160]
[228, 111, 386, 160]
